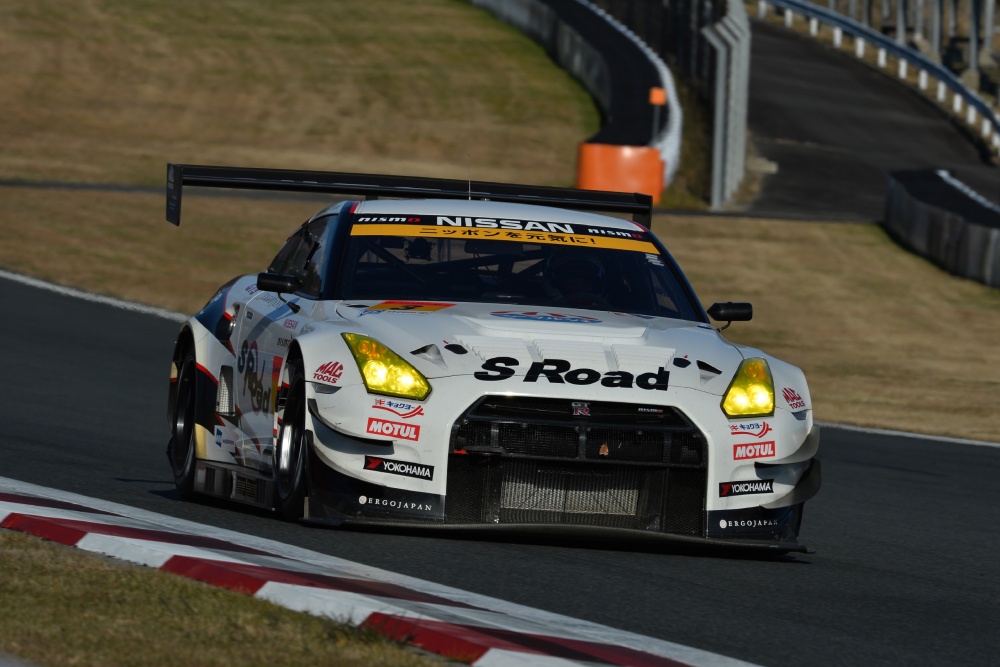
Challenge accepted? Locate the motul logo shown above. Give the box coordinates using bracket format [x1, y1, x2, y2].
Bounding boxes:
[733, 441, 776, 461]
[313, 361, 344, 383]
[364, 456, 433, 480]
[719, 479, 774, 497]
[366, 418, 420, 441]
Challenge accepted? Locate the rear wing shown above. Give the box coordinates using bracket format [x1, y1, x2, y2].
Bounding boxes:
[165, 163, 653, 227]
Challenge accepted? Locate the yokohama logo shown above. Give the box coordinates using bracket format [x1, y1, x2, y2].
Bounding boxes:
[364, 456, 434, 480]
[719, 479, 774, 497]
[313, 362, 344, 383]
[733, 441, 776, 461]
[366, 418, 420, 441]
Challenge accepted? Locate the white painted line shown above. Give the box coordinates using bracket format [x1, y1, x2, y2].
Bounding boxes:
[0, 268, 187, 322]
[75, 533, 245, 569]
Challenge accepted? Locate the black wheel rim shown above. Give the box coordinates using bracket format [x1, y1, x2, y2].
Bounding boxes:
[276, 378, 304, 500]
[171, 359, 196, 476]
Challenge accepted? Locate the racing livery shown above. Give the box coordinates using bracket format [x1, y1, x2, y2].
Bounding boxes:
[166, 165, 821, 552]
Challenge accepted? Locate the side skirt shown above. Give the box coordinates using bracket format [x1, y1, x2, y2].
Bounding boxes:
[193, 460, 274, 510]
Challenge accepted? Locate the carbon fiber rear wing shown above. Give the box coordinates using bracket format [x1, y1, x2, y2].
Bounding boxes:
[165, 163, 652, 226]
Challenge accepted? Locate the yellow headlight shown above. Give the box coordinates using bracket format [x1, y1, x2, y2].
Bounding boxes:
[721, 358, 774, 418]
[343, 333, 431, 400]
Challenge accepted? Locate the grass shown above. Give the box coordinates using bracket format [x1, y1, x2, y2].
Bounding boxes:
[0, 530, 440, 667]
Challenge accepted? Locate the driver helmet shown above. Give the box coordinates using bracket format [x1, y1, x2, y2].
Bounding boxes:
[547, 251, 606, 295]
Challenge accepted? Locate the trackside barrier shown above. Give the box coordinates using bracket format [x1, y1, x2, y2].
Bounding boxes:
[612, 0, 752, 208]
[468, 0, 681, 202]
[701, 0, 751, 208]
[757, 0, 1000, 156]
[884, 170, 1000, 288]
[576, 143, 665, 196]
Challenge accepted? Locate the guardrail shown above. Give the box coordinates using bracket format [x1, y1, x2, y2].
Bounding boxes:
[595, 0, 752, 208]
[884, 169, 1000, 288]
[468, 0, 682, 200]
[757, 0, 1000, 155]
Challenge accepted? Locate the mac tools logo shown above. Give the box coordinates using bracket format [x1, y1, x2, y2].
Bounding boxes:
[313, 361, 344, 384]
[364, 456, 434, 480]
[719, 479, 774, 497]
[782, 387, 806, 409]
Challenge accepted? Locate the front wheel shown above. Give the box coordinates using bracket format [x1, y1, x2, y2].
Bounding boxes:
[274, 358, 308, 521]
[168, 350, 198, 498]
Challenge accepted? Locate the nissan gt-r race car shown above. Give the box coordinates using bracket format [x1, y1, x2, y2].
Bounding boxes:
[165, 164, 821, 552]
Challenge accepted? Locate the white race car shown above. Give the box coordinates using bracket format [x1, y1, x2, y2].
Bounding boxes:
[166, 164, 821, 552]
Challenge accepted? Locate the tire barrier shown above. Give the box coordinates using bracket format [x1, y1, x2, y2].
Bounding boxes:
[884, 170, 1000, 288]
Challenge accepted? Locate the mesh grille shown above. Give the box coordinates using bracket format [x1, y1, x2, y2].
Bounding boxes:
[472, 396, 689, 425]
[446, 396, 707, 535]
[216, 365, 234, 416]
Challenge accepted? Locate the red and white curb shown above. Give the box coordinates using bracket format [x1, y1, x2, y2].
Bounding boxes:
[0, 477, 755, 667]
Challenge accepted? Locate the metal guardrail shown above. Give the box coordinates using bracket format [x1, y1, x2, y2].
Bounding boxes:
[884, 169, 1000, 288]
[759, 0, 1000, 154]
[600, 0, 751, 208]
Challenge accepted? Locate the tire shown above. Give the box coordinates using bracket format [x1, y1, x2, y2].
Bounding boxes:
[168, 349, 198, 498]
[274, 358, 308, 521]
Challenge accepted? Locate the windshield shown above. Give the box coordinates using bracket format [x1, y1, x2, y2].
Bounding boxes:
[334, 213, 702, 321]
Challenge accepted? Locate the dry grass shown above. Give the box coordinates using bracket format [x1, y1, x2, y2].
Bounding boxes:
[0, 530, 440, 667]
[0, 0, 598, 186]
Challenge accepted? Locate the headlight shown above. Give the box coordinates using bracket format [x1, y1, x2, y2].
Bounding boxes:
[721, 358, 774, 418]
[342, 333, 431, 400]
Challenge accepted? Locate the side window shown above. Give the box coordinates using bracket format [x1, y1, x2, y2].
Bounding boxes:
[293, 217, 330, 297]
[266, 217, 330, 297]
[269, 228, 308, 275]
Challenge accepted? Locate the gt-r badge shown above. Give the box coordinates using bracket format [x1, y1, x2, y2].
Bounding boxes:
[572, 401, 590, 416]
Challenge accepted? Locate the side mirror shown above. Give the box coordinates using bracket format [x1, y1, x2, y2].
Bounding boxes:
[707, 302, 752, 330]
[257, 272, 302, 294]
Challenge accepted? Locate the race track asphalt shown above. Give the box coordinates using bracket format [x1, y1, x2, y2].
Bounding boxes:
[2, 275, 998, 666]
[746, 20, 999, 220]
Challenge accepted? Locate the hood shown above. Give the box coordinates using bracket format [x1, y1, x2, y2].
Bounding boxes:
[333, 301, 744, 394]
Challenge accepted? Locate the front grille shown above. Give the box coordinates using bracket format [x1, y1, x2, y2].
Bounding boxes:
[446, 396, 707, 535]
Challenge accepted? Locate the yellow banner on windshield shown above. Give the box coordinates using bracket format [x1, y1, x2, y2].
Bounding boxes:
[350, 224, 658, 253]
